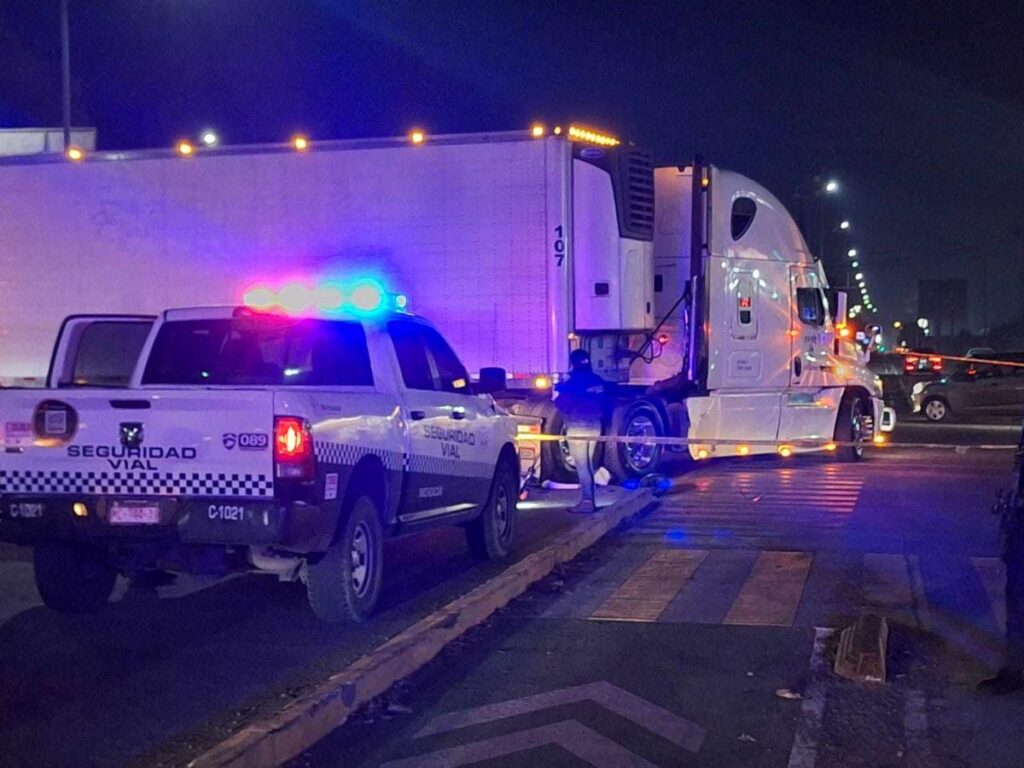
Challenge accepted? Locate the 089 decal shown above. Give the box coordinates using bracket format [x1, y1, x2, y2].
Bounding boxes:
[222, 433, 269, 451]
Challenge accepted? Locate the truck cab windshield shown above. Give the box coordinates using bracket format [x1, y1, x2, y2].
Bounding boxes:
[141, 317, 374, 386]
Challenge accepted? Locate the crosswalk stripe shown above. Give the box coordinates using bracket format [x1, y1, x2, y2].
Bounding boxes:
[971, 556, 1007, 633]
[723, 551, 812, 626]
[590, 549, 708, 622]
[862, 554, 914, 609]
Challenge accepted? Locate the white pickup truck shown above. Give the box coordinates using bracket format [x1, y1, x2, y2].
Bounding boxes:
[0, 298, 520, 623]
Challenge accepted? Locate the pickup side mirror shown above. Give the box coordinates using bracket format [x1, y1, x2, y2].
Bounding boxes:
[476, 367, 508, 395]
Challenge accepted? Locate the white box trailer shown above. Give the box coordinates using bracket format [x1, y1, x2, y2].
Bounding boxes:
[0, 127, 891, 480]
[0, 131, 652, 387]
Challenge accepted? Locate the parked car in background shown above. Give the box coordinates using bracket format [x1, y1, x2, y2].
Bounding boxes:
[911, 352, 1024, 422]
[903, 348, 943, 376]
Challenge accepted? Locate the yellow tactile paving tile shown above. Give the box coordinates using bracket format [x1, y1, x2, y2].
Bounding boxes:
[590, 549, 708, 622]
[723, 550, 813, 626]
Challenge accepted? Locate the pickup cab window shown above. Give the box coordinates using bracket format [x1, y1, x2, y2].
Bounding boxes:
[389, 320, 470, 393]
[142, 317, 373, 386]
[71, 321, 153, 387]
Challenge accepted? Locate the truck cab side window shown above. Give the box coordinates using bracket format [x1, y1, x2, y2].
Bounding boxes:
[731, 197, 757, 240]
[422, 328, 470, 393]
[388, 321, 436, 391]
[796, 288, 825, 327]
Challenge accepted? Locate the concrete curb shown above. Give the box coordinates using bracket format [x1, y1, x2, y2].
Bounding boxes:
[189, 487, 655, 768]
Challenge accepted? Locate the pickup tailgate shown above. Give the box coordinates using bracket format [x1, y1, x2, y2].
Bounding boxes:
[0, 390, 275, 499]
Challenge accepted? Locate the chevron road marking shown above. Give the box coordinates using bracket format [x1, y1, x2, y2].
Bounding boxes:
[380, 720, 657, 768]
[414, 680, 706, 752]
[383, 681, 705, 766]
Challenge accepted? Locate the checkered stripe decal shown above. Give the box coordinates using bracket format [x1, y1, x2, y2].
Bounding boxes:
[313, 440, 489, 479]
[407, 453, 492, 479]
[0, 470, 273, 498]
[314, 441, 403, 471]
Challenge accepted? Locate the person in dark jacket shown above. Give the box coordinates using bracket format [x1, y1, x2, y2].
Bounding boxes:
[556, 349, 609, 513]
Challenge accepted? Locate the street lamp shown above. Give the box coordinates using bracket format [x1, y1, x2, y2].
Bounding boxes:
[839, 220, 851, 230]
[893, 321, 903, 329]
[851, 261, 859, 268]
[916, 317, 929, 329]
[854, 273, 864, 281]
[847, 248, 857, 257]
[825, 179, 839, 193]
[200, 129, 219, 147]
[60, 0, 72, 149]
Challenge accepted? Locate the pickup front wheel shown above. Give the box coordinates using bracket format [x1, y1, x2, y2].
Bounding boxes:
[466, 461, 518, 561]
[305, 495, 384, 623]
[34, 542, 117, 613]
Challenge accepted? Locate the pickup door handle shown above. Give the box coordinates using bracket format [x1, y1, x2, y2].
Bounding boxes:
[409, 410, 427, 421]
[452, 409, 467, 420]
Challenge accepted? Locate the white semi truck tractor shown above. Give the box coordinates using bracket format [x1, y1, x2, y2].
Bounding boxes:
[0, 126, 893, 480]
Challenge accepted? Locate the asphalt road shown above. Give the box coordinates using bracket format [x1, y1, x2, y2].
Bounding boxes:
[1, 421, 1020, 767]
[0, 488, 597, 768]
[297, 421, 1024, 768]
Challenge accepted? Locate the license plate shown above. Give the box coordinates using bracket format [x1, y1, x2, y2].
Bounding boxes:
[109, 502, 161, 525]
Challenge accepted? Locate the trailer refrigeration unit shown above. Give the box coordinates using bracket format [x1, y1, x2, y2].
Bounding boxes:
[0, 126, 892, 480]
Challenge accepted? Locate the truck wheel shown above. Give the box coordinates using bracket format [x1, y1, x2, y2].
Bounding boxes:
[466, 461, 518, 561]
[527, 400, 576, 483]
[604, 400, 665, 482]
[922, 397, 951, 423]
[834, 391, 867, 462]
[305, 495, 384, 623]
[34, 542, 117, 613]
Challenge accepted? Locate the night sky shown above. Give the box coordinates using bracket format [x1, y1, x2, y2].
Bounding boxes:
[2, 1, 1022, 334]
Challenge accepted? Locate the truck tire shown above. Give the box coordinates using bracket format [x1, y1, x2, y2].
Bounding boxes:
[526, 400, 576, 483]
[305, 495, 384, 624]
[466, 460, 518, 561]
[34, 542, 117, 613]
[603, 400, 665, 482]
[834, 390, 867, 462]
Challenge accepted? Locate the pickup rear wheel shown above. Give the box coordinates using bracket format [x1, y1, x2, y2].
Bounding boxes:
[305, 495, 383, 624]
[34, 542, 117, 613]
[466, 461, 518, 561]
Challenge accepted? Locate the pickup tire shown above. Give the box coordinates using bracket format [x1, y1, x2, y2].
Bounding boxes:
[34, 542, 117, 613]
[466, 461, 518, 561]
[305, 495, 383, 623]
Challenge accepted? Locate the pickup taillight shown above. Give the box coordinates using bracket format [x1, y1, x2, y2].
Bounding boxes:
[274, 416, 315, 481]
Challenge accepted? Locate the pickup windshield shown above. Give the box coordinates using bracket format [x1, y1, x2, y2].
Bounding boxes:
[142, 317, 374, 386]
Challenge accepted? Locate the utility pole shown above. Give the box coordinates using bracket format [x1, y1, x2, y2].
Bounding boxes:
[60, 0, 71, 150]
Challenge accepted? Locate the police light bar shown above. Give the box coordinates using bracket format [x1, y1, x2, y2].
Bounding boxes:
[242, 280, 407, 316]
